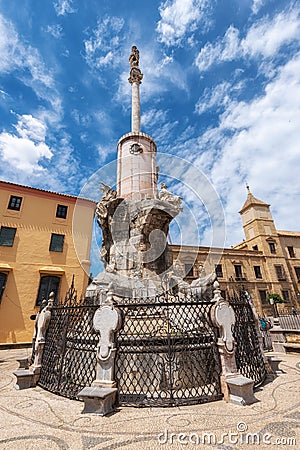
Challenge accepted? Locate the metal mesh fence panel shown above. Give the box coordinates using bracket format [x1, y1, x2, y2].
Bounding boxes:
[115, 294, 223, 407]
[229, 292, 266, 387]
[38, 304, 98, 399]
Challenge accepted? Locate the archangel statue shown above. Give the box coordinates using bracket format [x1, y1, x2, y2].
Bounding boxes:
[129, 45, 139, 68]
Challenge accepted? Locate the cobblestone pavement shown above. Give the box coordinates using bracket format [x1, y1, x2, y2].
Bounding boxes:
[0, 348, 299, 449]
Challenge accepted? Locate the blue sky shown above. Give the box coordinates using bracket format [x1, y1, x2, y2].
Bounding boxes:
[1, 0, 300, 274]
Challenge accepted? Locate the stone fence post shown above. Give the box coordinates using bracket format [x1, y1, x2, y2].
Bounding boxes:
[78, 283, 123, 415]
[13, 293, 54, 389]
[210, 281, 257, 405]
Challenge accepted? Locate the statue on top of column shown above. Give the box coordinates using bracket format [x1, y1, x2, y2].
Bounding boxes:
[129, 46, 140, 68]
[128, 45, 143, 85]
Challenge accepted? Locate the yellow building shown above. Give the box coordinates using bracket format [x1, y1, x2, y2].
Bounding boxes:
[172, 187, 300, 317]
[0, 181, 96, 345]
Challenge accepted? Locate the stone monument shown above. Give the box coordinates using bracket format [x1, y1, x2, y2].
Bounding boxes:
[87, 46, 215, 300]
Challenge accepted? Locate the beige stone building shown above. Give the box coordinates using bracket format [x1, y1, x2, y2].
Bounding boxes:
[172, 187, 300, 317]
[0, 181, 96, 345]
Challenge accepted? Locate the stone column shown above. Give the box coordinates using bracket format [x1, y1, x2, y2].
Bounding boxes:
[131, 81, 141, 132]
[128, 46, 143, 133]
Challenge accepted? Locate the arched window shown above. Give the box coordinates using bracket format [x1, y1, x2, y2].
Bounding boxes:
[36, 276, 61, 306]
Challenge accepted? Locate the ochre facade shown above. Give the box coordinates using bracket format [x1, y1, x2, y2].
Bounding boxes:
[172, 188, 300, 317]
[0, 181, 96, 345]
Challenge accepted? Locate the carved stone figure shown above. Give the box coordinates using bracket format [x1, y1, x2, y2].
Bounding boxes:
[159, 183, 182, 211]
[33, 293, 54, 371]
[95, 182, 117, 266]
[129, 45, 139, 68]
[95, 182, 117, 224]
[167, 262, 190, 293]
[191, 271, 217, 296]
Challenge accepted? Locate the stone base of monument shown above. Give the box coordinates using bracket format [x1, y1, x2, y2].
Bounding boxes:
[78, 386, 118, 416]
[266, 356, 283, 375]
[13, 369, 35, 390]
[226, 375, 257, 406]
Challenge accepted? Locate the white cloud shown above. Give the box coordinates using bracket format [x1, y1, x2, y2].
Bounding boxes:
[195, 8, 300, 72]
[54, 0, 76, 16]
[0, 115, 52, 174]
[141, 107, 178, 145]
[252, 0, 265, 15]
[195, 25, 239, 71]
[0, 13, 60, 109]
[195, 82, 231, 114]
[15, 114, 47, 142]
[45, 24, 63, 39]
[195, 53, 300, 245]
[97, 51, 114, 67]
[195, 79, 246, 115]
[157, 0, 210, 46]
[141, 109, 168, 128]
[84, 16, 124, 71]
[242, 9, 300, 58]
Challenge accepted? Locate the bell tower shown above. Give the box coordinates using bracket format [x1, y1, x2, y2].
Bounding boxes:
[117, 46, 158, 200]
[240, 185, 276, 242]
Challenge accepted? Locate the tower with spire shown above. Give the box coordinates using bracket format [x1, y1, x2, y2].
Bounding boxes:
[239, 185, 277, 244]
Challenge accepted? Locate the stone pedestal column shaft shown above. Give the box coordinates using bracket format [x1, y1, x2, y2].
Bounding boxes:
[132, 82, 140, 132]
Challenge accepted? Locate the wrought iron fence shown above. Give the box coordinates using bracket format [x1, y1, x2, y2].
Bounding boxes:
[38, 286, 266, 404]
[115, 293, 222, 407]
[38, 301, 98, 399]
[228, 292, 266, 386]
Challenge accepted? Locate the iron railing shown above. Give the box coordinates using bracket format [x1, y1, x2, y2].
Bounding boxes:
[229, 292, 266, 386]
[38, 301, 98, 399]
[115, 293, 222, 407]
[277, 314, 300, 330]
[38, 287, 266, 403]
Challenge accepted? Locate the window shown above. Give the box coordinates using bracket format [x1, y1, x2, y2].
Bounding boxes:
[259, 290, 267, 304]
[254, 265, 262, 279]
[252, 245, 258, 251]
[0, 227, 16, 247]
[269, 242, 276, 254]
[234, 264, 245, 281]
[287, 246, 295, 258]
[275, 265, 286, 281]
[281, 290, 290, 302]
[49, 233, 65, 252]
[215, 264, 223, 278]
[56, 204, 68, 219]
[0, 273, 8, 303]
[36, 275, 60, 306]
[8, 195, 22, 211]
[184, 263, 194, 277]
[220, 290, 226, 300]
[294, 267, 300, 282]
